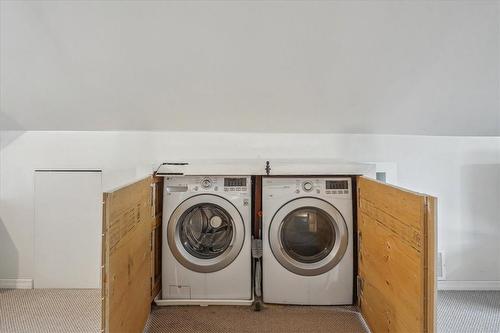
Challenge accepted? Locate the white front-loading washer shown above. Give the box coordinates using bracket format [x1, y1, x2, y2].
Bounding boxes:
[161, 176, 252, 304]
[262, 177, 354, 305]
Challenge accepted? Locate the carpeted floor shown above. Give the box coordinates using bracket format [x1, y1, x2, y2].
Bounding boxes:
[144, 304, 369, 333]
[0, 289, 101, 333]
[437, 291, 500, 333]
[1, 289, 500, 333]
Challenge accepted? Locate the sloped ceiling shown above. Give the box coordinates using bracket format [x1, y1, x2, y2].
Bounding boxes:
[1, 0, 499, 135]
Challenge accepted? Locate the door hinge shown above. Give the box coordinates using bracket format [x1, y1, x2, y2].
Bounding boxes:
[358, 232, 362, 261]
[357, 187, 361, 208]
[150, 182, 156, 218]
[357, 276, 364, 298]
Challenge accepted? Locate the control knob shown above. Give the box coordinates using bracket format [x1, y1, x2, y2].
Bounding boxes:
[201, 178, 212, 189]
[302, 181, 313, 192]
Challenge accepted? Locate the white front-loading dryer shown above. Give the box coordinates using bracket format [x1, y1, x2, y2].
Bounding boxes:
[161, 176, 252, 304]
[262, 177, 354, 305]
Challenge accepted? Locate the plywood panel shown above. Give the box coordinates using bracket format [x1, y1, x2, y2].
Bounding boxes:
[102, 177, 153, 333]
[151, 225, 162, 301]
[424, 196, 437, 333]
[151, 176, 163, 300]
[357, 177, 436, 333]
[152, 176, 163, 228]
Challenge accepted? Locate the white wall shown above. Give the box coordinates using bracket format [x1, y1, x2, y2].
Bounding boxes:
[33, 171, 102, 288]
[0, 131, 499, 288]
[1, 1, 499, 135]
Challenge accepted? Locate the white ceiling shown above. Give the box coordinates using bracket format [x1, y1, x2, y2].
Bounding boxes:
[1, 1, 499, 135]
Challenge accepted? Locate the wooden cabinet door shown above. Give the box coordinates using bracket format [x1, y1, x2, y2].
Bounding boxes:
[150, 176, 164, 301]
[102, 177, 155, 333]
[357, 176, 436, 333]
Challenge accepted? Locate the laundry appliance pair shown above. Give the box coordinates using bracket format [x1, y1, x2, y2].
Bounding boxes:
[160, 175, 354, 306]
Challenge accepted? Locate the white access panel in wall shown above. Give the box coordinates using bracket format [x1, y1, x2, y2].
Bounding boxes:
[34, 171, 102, 288]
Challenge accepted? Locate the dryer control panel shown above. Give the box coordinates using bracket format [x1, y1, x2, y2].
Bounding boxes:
[263, 177, 351, 199]
[324, 180, 350, 195]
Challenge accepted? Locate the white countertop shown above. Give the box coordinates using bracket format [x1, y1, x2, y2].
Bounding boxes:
[102, 159, 376, 192]
[155, 159, 376, 177]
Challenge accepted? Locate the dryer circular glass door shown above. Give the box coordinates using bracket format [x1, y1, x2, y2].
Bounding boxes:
[269, 197, 348, 276]
[167, 194, 245, 273]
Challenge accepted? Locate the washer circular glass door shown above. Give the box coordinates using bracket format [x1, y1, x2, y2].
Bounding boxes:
[269, 197, 348, 276]
[168, 194, 245, 273]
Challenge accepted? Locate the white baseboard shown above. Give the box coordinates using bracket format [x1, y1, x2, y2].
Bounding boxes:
[438, 280, 500, 291]
[0, 279, 33, 289]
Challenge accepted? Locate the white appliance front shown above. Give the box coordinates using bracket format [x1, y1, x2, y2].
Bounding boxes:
[161, 176, 252, 303]
[262, 177, 354, 305]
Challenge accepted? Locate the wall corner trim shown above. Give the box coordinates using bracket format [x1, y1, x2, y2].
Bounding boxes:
[0, 279, 34, 289]
[438, 280, 500, 291]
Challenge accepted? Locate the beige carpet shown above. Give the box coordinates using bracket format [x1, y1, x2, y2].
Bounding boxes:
[144, 304, 369, 333]
[0, 289, 368, 333]
[9, 289, 500, 333]
[438, 291, 500, 333]
[6, 289, 498, 333]
[0, 289, 101, 333]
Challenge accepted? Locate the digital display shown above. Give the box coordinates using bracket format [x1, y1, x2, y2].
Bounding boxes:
[224, 178, 247, 187]
[326, 180, 348, 190]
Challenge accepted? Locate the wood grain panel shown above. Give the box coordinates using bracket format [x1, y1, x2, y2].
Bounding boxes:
[151, 176, 163, 301]
[357, 176, 436, 333]
[152, 176, 163, 228]
[358, 176, 424, 231]
[359, 212, 421, 332]
[151, 225, 162, 301]
[424, 196, 437, 333]
[102, 177, 153, 333]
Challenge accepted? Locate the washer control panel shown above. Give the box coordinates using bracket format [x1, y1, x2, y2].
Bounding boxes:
[165, 176, 250, 194]
[223, 177, 248, 192]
